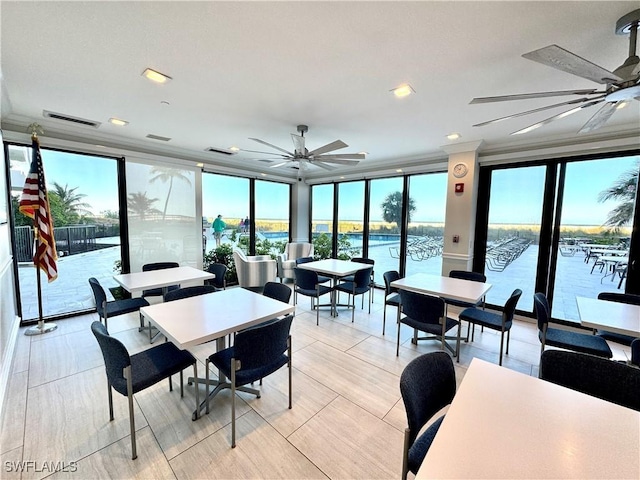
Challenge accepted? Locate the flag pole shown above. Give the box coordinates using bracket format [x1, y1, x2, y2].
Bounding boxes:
[24, 124, 57, 336]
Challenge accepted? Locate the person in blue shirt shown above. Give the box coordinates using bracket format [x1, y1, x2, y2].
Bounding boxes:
[212, 214, 226, 247]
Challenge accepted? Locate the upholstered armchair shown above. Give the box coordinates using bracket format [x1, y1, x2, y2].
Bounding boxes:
[233, 249, 277, 289]
[277, 242, 314, 282]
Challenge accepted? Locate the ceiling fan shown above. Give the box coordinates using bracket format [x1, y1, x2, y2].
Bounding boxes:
[471, 9, 640, 135]
[241, 124, 365, 171]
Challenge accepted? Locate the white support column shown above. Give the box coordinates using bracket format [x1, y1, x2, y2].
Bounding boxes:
[291, 180, 310, 242]
[441, 140, 484, 275]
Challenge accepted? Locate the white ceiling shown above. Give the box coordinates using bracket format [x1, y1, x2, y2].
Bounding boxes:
[1, 1, 639, 180]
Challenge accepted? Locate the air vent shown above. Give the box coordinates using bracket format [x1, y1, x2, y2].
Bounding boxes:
[146, 134, 171, 142]
[43, 110, 100, 128]
[205, 147, 236, 155]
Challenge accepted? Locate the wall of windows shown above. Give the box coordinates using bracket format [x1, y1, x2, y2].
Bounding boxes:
[310, 171, 448, 285]
[474, 153, 640, 322]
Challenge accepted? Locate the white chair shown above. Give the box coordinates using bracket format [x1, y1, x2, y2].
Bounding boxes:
[276, 242, 314, 282]
[233, 249, 277, 289]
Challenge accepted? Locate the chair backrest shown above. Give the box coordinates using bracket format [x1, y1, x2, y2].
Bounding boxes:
[233, 316, 293, 371]
[400, 352, 456, 446]
[88, 277, 107, 316]
[233, 249, 247, 264]
[294, 267, 319, 290]
[295, 256, 314, 265]
[207, 263, 228, 288]
[533, 292, 550, 333]
[263, 281, 292, 304]
[352, 257, 375, 266]
[286, 242, 313, 260]
[502, 289, 523, 323]
[631, 338, 640, 367]
[142, 262, 179, 272]
[597, 292, 640, 306]
[449, 270, 486, 283]
[91, 321, 131, 393]
[383, 270, 400, 296]
[400, 290, 444, 324]
[353, 267, 373, 289]
[163, 285, 216, 302]
[539, 349, 640, 411]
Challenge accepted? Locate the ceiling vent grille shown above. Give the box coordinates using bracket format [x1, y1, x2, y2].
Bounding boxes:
[146, 134, 171, 142]
[205, 147, 237, 155]
[43, 110, 100, 128]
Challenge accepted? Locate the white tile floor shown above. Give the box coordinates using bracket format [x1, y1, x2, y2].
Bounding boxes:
[1, 285, 631, 480]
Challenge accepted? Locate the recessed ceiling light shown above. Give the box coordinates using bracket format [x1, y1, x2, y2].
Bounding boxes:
[229, 146, 240, 152]
[196, 163, 204, 168]
[616, 101, 629, 110]
[109, 118, 128, 126]
[358, 151, 368, 156]
[447, 133, 461, 140]
[391, 84, 415, 98]
[261, 173, 267, 176]
[142, 68, 172, 83]
[396, 169, 403, 173]
[340, 176, 345, 179]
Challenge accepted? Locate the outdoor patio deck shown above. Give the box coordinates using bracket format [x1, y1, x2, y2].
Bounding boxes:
[17, 233, 624, 323]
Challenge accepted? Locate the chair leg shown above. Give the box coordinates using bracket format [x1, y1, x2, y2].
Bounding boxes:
[396, 320, 402, 356]
[169, 374, 173, 392]
[231, 359, 239, 448]
[102, 301, 108, 330]
[351, 291, 355, 323]
[287, 336, 292, 410]
[205, 359, 211, 414]
[192, 362, 199, 420]
[382, 304, 387, 335]
[456, 322, 461, 363]
[498, 330, 505, 366]
[180, 370, 184, 397]
[506, 329, 511, 355]
[124, 366, 137, 460]
[107, 381, 114, 421]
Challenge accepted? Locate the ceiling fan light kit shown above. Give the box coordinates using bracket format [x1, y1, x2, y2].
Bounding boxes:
[242, 124, 365, 170]
[471, 9, 640, 135]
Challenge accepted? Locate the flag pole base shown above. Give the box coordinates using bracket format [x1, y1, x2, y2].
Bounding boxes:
[24, 323, 58, 336]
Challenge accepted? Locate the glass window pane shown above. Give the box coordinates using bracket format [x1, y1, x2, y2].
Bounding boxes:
[10, 146, 121, 320]
[127, 163, 198, 271]
[552, 156, 639, 320]
[405, 173, 446, 277]
[368, 177, 403, 284]
[337, 181, 364, 259]
[202, 173, 249, 253]
[255, 180, 290, 256]
[311, 184, 334, 259]
[484, 166, 545, 310]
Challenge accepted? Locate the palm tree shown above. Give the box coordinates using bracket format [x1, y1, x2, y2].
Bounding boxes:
[127, 191, 160, 221]
[50, 182, 92, 224]
[149, 167, 192, 220]
[598, 163, 639, 228]
[381, 191, 416, 229]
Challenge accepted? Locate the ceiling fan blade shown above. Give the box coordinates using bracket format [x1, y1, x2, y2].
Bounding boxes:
[269, 161, 290, 168]
[511, 99, 603, 135]
[314, 153, 366, 160]
[291, 134, 305, 155]
[240, 148, 289, 157]
[308, 139, 348, 156]
[522, 45, 623, 84]
[578, 102, 619, 134]
[313, 158, 360, 165]
[470, 89, 599, 104]
[312, 161, 337, 171]
[473, 95, 605, 127]
[248, 138, 294, 156]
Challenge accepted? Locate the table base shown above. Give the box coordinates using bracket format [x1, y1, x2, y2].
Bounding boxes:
[188, 376, 260, 421]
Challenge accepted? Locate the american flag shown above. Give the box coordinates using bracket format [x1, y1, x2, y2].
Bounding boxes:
[19, 137, 58, 282]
